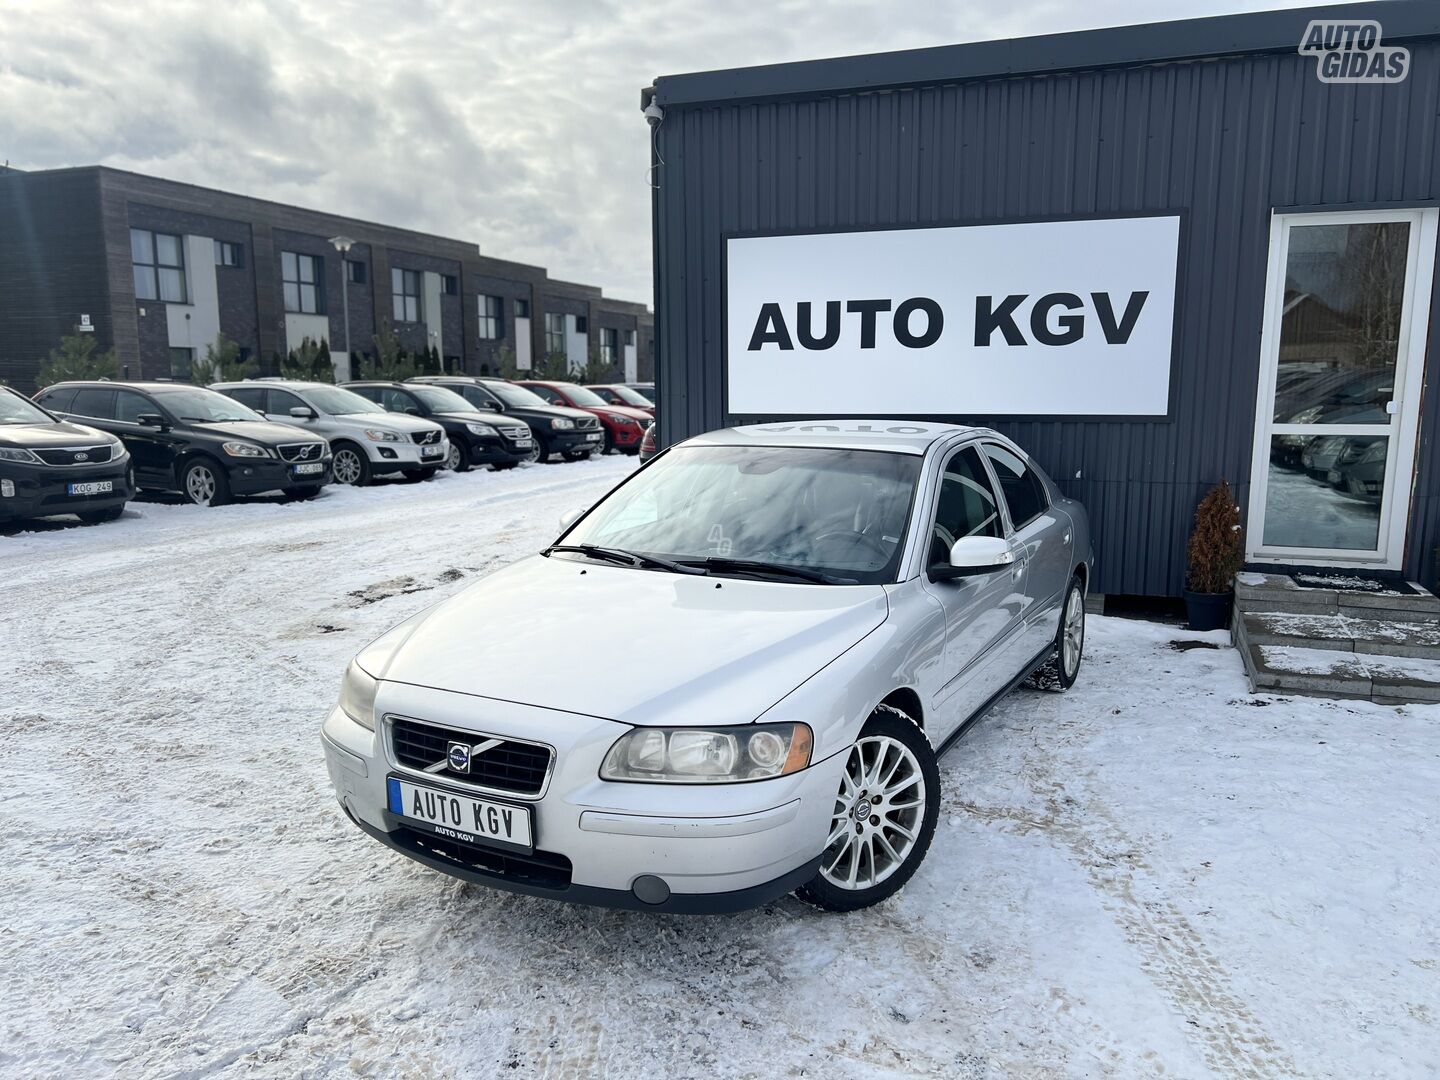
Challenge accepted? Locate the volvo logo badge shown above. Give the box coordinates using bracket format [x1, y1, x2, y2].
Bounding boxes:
[446, 742, 471, 773]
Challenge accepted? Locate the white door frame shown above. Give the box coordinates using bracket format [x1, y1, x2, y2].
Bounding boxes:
[1246, 207, 1437, 570]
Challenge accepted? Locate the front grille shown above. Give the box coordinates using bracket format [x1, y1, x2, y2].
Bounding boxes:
[498, 425, 529, 442]
[399, 826, 572, 889]
[34, 444, 113, 466]
[277, 442, 326, 463]
[411, 430, 441, 445]
[390, 717, 553, 796]
[576, 416, 601, 431]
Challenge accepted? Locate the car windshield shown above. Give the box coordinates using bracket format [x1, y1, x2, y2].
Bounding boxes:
[628, 385, 656, 403]
[410, 386, 477, 413]
[485, 381, 549, 408]
[559, 444, 921, 584]
[305, 386, 386, 415]
[152, 387, 264, 423]
[0, 391, 53, 425]
[602, 385, 652, 407]
[556, 384, 607, 408]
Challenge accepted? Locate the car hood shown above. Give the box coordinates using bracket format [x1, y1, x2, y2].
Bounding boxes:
[341, 413, 441, 436]
[198, 419, 327, 444]
[582, 405, 651, 422]
[500, 402, 594, 423]
[370, 555, 889, 727]
[0, 420, 116, 448]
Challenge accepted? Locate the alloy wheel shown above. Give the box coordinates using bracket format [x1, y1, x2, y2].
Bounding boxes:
[820, 735, 926, 891]
[333, 449, 363, 485]
[446, 444, 462, 471]
[1062, 587, 1085, 679]
[185, 465, 217, 505]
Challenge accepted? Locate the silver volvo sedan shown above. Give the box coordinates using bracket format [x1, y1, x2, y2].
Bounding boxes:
[322, 421, 1093, 912]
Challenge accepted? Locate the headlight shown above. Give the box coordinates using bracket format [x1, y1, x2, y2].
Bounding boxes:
[0, 446, 43, 463]
[607, 413, 634, 426]
[338, 660, 379, 730]
[108, 439, 128, 460]
[465, 422, 496, 436]
[550, 418, 575, 430]
[600, 723, 812, 784]
[364, 429, 402, 442]
[221, 441, 271, 458]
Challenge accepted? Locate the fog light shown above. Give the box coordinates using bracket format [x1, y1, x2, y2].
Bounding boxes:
[0, 479, 12, 498]
[378, 447, 397, 460]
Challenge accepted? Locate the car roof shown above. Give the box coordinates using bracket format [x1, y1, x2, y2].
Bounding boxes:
[43, 380, 210, 392]
[213, 379, 335, 391]
[689, 420, 983, 456]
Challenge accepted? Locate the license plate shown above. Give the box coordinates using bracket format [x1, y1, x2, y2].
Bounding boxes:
[420, 445, 443, 458]
[387, 776, 533, 851]
[292, 462, 324, 475]
[585, 433, 602, 442]
[514, 438, 532, 448]
[68, 481, 112, 496]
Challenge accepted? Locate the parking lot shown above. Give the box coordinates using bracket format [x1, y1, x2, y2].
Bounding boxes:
[3, 458, 1438, 1079]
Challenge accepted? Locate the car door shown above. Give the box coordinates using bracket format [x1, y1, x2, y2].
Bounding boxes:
[919, 443, 1030, 743]
[980, 442, 1072, 662]
[112, 388, 179, 484]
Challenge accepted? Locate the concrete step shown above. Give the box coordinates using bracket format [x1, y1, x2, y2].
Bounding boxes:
[1234, 572, 1440, 623]
[1242, 642, 1440, 704]
[1240, 611, 1440, 660]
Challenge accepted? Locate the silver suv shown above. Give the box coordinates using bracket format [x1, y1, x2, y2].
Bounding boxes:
[215, 380, 449, 486]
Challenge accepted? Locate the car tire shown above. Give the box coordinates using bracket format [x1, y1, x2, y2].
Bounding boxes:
[78, 505, 125, 524]
[402, 468, 439, 481]
[602, 429, 615, 455]
[331, 443, 370, 486]
[1029, 574, 1086, 692]
[447, 441, 471, 473]
[525, 434, 551, 464]
[795, 703, 941, 913]
[181, 458, 231, 507]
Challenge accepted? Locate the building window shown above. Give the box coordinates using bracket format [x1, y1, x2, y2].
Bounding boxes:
[168, 346, 194, 379]
[346, 260, 367, 285]
[515, 298, 530, 319]
[282, 251, 324, 314]
[575, 315, 588, 334]
[544, 312, 566, 355]
[441, 274, 459, 296]
[214, 240, 243, 268]
[479, 295, 504, 339]
[624, 329, 635, 347]
[392, 268, 422, 322]
[131, 229, 187, 303]
[601, 327, 619, 365]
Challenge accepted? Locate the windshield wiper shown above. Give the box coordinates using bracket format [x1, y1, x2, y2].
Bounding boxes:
[545, 544, 704, 575]
[679, 557, 854, 585]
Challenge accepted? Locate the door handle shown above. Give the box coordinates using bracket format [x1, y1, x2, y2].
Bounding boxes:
[1011, 557, 1027, 581]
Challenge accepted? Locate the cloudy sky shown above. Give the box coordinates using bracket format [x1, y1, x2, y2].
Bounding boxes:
[0, 0, 1313, 305]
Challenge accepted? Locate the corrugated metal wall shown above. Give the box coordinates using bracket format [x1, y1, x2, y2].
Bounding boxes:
[651, 44, 1440, 597]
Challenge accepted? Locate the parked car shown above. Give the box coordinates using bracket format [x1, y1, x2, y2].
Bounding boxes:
[35, 381, 330, 506]
[322, 420, 1091, 913]
[516, 380, 650, 455]
[1327, 437, 1386, 503]
[639, 418, 658, 463]
[215, 380, 448, 486]
[407, 376, 603, 464]
[586, 384, 655, 416]
[341, 381, 532, 472]
[0, 386, 133, 525]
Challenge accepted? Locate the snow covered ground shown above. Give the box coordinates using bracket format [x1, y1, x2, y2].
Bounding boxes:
[3, 457, 1438, 1079]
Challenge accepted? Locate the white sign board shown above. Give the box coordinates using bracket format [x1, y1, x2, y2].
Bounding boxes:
[725, 215, 1180, 416]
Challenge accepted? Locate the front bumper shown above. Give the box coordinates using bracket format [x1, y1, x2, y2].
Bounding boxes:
[464, 433, 532, 466]
[227, 455, 333, 494]
[548, 428, 606, 454]
[370, 438, 449, 469]
[321, 691, 843, 911]
[0, 457, 134, 521]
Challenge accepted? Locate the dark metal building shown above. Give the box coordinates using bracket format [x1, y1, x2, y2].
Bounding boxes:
[644, 1, 1440, 597]
[0, 166, 653, 393]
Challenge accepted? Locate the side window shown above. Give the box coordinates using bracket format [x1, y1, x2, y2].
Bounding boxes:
[113, 390, 154, 424]
[982, 444, 1049, 530]
[528, 385, 560, 404]
[381, 388, 415, 413]
[461, 386, 497, 410]
[348, 386, 379, 403]
[225, 386, 265, 411]
[38, 386, 77, 413]
[931, 446, 1003, 565]
[69, 388, 116, 420]
[268, 389, 306, 415]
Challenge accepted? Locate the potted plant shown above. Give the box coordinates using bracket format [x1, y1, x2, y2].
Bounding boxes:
[1185, 480, 1245, 631]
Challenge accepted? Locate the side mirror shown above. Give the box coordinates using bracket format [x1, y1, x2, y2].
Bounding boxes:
[928, 536, 1014, 582]
[405, 407, 422, 417]
[290, 406, 317, 420]
[558, 508, 584, 532]
[137, 413, 168, 430]
[480, 400, 500, 411]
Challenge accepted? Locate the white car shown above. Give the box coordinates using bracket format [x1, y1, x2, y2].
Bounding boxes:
[214, 380, 449, 485]
[321, 421, 1093, 912]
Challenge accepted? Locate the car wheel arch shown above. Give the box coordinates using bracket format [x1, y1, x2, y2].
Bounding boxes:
[878, 687, 924, 730]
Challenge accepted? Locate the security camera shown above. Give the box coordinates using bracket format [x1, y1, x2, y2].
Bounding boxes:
[643, 101, 664, 125]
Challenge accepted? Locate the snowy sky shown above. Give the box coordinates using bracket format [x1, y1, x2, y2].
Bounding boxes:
[0, 0, 1315, 305]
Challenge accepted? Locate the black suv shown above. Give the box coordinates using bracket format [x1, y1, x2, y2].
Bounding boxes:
[407, 377, 603, 463]
[0, 386, 133, 525]
[35, 381, 332, 506]
[341, 381, 534, 471]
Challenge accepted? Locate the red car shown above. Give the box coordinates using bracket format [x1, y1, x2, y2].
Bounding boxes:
[585, 384, 655, 416]
[517, 381, 650, 455]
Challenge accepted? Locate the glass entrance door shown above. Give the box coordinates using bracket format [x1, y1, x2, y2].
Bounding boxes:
[1247, 209, 1436, 568]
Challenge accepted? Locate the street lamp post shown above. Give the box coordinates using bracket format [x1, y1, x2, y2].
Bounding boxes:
[328, 236, 355, 378]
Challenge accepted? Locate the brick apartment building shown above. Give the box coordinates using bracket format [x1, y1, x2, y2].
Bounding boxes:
[0, 165, 653, 391]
